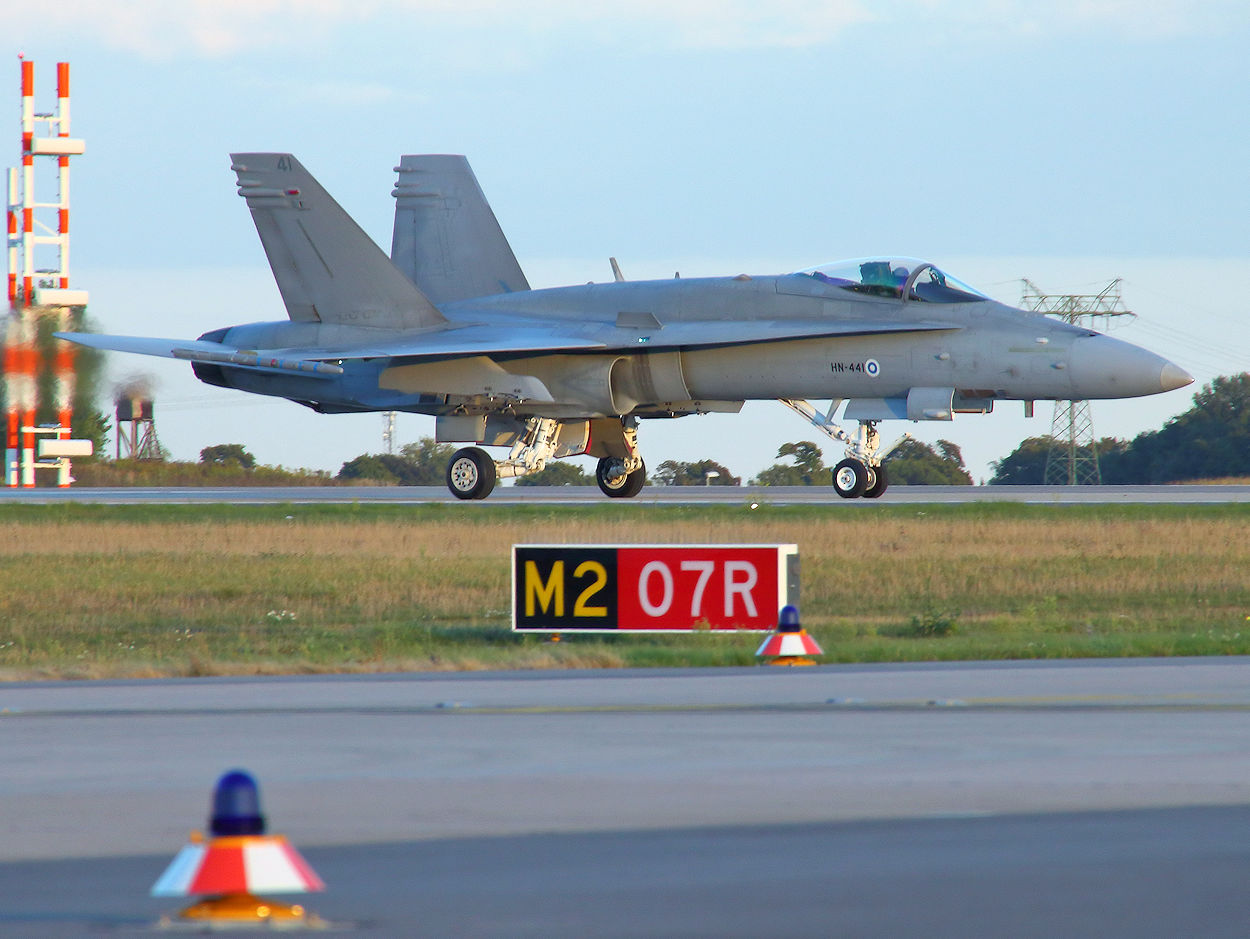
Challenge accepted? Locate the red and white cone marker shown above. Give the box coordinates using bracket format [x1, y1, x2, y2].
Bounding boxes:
[756, 605, 822, 666]
[151, 769, 325, 926]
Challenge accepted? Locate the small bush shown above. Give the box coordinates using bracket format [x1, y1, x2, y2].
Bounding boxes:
[899, 607, 960, 638]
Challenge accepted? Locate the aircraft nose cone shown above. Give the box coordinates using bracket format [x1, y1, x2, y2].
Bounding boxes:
[1068, 335, 1191, 399]
[1160, 362, 1194, 393]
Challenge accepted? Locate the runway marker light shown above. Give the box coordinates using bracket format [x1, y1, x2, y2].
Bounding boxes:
[755, 604, 823, 666]
[210, 769, 265, 835]
[151, 769, 326, 927]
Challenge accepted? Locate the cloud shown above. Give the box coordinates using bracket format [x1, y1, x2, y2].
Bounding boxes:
[2, 0, 1244, 60]
[895, 0, 1250, 41]
[3, 0, 873, 59]
[5, 0, 366, 59]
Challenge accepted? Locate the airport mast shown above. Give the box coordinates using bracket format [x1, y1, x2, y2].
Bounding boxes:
[4, 57, 89, 486]
[382, 410, 396, 454]
[1020, 278, 1133, 485]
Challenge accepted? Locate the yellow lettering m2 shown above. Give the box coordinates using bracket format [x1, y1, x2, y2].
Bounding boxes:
[525, 560, 564, 617]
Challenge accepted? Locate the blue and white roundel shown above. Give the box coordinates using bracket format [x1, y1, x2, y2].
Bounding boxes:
[865, 358, 880, 378]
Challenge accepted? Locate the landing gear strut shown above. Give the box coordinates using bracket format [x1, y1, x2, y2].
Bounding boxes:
[779, 398, 907, 500]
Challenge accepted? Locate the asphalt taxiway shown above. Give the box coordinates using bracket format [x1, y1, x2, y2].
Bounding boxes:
[1, 483, 1248, 505]
[2, 659, 1249, 935]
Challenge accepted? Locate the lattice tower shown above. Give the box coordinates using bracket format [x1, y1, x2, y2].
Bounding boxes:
[1020, 279, 1134, 485]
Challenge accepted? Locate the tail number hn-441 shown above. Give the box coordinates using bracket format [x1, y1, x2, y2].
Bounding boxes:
[512, 545, 799, 632]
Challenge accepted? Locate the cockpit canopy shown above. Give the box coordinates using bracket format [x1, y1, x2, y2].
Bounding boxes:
[796, 258, 989, 303]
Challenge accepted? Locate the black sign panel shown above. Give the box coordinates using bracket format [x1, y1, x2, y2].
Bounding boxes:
[513, 546, 619, 630]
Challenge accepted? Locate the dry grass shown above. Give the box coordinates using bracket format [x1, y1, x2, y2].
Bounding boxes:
[0, 503, 1247, 678]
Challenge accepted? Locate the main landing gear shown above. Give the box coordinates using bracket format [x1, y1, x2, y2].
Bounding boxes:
[779, 398, 908, 500]
[596, 456, 646, 498]
[594, 416, 644, 498]
[445, 415, 648, 501]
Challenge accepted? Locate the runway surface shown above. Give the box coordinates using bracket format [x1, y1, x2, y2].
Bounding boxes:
[1, 483, 1248, 505]
[3, 659, 1250, 935]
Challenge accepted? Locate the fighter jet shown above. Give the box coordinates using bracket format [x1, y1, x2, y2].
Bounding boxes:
[58, 154, 1192, 499]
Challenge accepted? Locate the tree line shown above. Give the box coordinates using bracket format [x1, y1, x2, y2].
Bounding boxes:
[990, 374, 1250, 484]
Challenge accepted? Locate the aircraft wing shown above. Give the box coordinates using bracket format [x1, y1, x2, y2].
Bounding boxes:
[266, 318, 959, 361]
[57, 318, 955, 373]
[54, 329, 611, 377]
[54, 332, 350, 378]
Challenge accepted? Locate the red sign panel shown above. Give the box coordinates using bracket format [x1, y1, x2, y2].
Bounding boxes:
[512, 544, 799, 632]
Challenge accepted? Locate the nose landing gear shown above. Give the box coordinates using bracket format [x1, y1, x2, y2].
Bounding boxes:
[779, 399, 907, 500]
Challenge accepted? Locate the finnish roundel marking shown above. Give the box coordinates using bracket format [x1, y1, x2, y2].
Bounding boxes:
[865, 358, 880, 378]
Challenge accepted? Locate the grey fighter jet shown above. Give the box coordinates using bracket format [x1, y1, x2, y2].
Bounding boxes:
[58, 154, 1192, 499]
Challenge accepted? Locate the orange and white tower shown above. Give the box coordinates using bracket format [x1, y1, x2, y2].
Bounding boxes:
[5, 57, 88, 487]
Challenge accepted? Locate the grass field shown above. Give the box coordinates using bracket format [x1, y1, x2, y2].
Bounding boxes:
[1, 502, 1247, 679]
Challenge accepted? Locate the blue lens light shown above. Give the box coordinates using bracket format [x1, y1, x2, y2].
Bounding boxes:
[777, 605, 801, 633]
[210, 769, 266, 836]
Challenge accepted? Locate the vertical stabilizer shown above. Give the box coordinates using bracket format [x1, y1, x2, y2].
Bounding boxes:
[231, 153, 445, 330]
[391, 155, 529, 304]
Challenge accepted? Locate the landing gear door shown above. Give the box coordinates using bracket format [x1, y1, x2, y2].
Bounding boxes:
[552, 420, 591, 458]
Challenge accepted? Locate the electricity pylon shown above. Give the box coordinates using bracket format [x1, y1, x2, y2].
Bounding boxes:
[1020, 279, 1134, 485]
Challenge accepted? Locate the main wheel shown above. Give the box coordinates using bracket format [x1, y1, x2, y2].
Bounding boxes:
[862, 463, 889, 499]
[832, 458, 868, 499]
[446, 447, 497, 500]
[596, 457, 646, 498]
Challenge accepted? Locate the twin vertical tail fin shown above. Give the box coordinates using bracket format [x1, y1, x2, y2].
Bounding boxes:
[230, 153, 446, 330]
[391, 155, 529, 304]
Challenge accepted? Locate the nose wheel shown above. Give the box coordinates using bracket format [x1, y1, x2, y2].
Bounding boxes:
[833, 458, 867, 498]
[832, 458, 888, 499]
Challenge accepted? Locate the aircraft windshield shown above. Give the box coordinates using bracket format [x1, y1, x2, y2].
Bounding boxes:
[796, 258, 989, 303]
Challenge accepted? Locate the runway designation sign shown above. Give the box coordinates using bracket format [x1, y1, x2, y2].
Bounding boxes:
[512, 544, 799, 632]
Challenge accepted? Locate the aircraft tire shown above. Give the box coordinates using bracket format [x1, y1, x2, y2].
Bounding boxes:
[446, 447, 497, 500]
[597, 457, 646, 498]
[832, 458, 868, 499]
[862, 464, 888, 499]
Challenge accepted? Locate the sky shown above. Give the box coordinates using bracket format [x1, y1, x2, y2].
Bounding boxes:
[6, 0, 1249, 483]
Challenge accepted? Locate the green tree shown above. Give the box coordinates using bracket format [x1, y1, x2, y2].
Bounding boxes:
[514, 461, 593, 486]
[1104, 373, 1250, 482]
[884, 439, 973, 485]
[338, 436, 459, 485]
[71, 407, 111, 463]
[337, 453, 405, 484]
[751, 441, 828, 486]
[652, 458, 741, 486]
[396, 438, 458, 484]
[200, 443, 255, 470]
